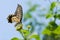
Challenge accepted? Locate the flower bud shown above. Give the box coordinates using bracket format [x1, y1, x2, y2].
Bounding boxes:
[16, 24, 23, 31]
[27, 25, 31, 29]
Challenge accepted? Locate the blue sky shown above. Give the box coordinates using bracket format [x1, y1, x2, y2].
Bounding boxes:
[0, 0, 34, 40]
[0, 0, 23, 40]
[0, 0, 60, 40]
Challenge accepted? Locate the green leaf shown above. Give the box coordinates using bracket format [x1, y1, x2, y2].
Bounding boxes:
[47, 21, 58, 31]
[29, 34, 40, 40]
[24, 4, 39, 21]
[28, 4, 39, 12]
[56, 14, 60, 19]
[24, 13, 32, 21]
[45, 13, 53, 19]
[24, 13, 32, 18]
[11, 37, 19, 40]
[53, 25, 60, 34]
[21, 30, 30, 37]
[50, 2, 56, 11]
[42, 28, 51, 35]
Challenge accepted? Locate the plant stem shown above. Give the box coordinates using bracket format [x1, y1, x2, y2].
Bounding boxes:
[24, 37, 27, 40]
[19, 30, 28, 40]
[54, 0, 59, 22]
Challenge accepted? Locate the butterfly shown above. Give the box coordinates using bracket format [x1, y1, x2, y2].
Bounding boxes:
[7, 4, 23, 26]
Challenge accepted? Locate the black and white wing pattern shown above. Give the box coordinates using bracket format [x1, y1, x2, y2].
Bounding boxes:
[15, 4, 23, 23]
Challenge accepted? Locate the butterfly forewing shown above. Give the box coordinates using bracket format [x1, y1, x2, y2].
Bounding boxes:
[15, 4, 23, 23]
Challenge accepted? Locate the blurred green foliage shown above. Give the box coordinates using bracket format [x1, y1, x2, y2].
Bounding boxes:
[46, 13, 53, 19]
[42, 1, 60, 40]
[56, 14, 60, 19]
[24, 4, 39, 21]
[11, 37, 19, 40]
[47, 21, 58, 31]
[50, 2, 56, 11]
[11, 0, 60, 40]
[29, 34, 40, 40]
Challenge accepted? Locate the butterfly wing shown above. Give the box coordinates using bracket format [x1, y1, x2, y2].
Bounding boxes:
[15, 4, 23, 23]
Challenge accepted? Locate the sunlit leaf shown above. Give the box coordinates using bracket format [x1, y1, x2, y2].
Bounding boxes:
[24, 13, 32, 21]
[21, 30, 30, 37]
[47, 21, 58, 31]
[42, 28, 51, 35]
[53, 25, 60, 34]
[50, 2, 56, 11]
[29, 34, 40, 40]
[45, 13, 53, 19]
[11, 37, 19, 40]
[56, 14, 60, 19]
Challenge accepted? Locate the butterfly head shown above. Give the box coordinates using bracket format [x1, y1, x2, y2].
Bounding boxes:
[7, 14, 14, 23]
[7, 14, 20, 23]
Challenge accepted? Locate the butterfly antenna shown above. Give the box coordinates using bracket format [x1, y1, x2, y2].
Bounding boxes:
[18, 4, 22, 7]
